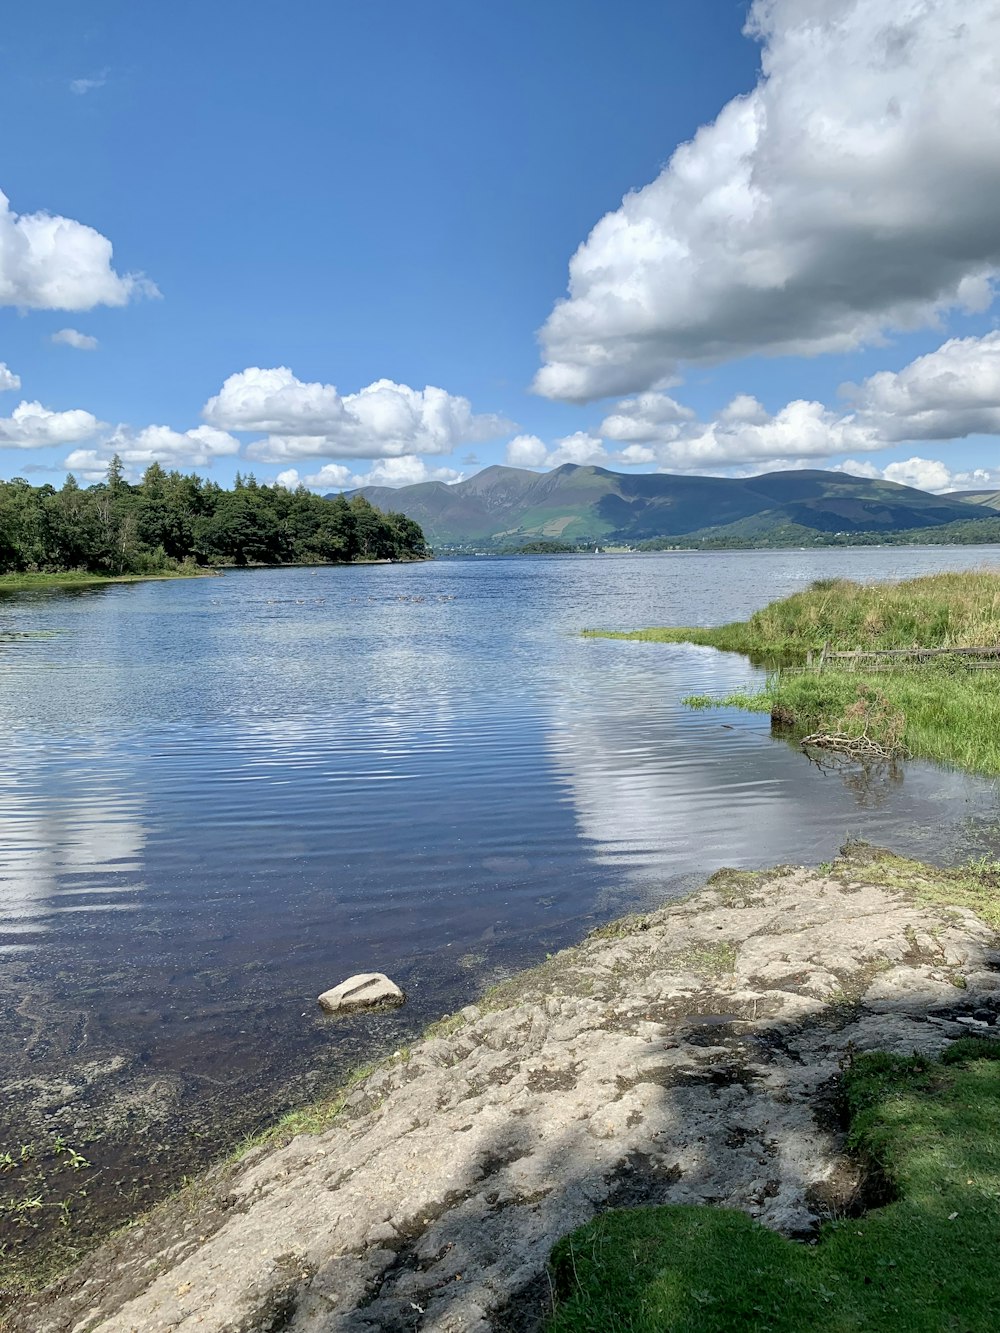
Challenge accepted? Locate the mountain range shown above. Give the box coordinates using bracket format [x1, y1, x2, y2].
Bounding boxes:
[344, 464, 994, 547]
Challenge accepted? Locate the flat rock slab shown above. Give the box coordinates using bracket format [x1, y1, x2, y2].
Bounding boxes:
[15, 849, 1000, 1333]
[318, 972, 405, 1014]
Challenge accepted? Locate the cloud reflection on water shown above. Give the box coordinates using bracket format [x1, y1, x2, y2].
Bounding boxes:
[544, 638, 999, 911]
[0, 747, 146, 943]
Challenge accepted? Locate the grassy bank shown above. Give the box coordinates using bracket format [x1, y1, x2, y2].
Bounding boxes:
[0, 568, 210, 593]
[586, 571, 1000, 662]
[545, 1038, 1000, 1332]
[588, 572, 1000, 774]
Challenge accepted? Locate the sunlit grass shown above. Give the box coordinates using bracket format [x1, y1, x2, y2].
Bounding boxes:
[590, 572, 1000, 774]
[545, 1040, 1000, 1332]
[682, 691, 772, 712]
[0, 568, 208, 593]
[586, 571, 1000, 663]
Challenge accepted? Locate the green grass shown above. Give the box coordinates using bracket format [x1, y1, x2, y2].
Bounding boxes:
[772, 665, 1000, 774]
[833, 844, 1000, 933]
[671, 940, 738, 976]
[682, 691, 773, 712]
[590, 573, 1000, 774]
[586, 572, 1000, 663]
[228, 1059, 388, 1160]
[687, 667, 1000, 774]
[0, 568, 209, 592]
[545, 1039, 1000, 1332]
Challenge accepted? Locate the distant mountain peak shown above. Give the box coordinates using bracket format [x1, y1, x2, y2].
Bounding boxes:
[344, 463, 986, 547]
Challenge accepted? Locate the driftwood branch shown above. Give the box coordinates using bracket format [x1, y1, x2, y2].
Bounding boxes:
[800, 730, 899, 760]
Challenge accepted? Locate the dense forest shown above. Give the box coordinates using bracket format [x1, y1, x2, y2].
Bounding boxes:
[0, 458, 429, 575]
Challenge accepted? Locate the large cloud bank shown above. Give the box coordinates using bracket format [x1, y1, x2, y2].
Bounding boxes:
[535, 0, 1000, 400]
[511, 332, 1000, 487]
[597, 332, 1000, 469]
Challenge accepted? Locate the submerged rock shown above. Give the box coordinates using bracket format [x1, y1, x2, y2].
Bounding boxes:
[317, 972, 405, 1014]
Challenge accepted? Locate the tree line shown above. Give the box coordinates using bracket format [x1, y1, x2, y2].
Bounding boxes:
[0, 458, 429, 575]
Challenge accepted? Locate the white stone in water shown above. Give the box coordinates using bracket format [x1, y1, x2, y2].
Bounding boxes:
[318, 973, 405, 1014]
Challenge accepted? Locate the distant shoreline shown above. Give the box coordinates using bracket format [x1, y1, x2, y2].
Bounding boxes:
[0, 569, 213, 593]
[0, 557, 433, 593]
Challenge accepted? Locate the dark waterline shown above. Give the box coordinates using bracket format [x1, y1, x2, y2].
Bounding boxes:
[2, 549, 1000, 1260]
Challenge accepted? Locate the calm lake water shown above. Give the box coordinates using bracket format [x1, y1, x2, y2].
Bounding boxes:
[2, 548, 1000, 1227]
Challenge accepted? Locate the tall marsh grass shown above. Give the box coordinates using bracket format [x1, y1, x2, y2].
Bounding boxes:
[587, 571, 1000, 663]
[589, 572, 1000, 774]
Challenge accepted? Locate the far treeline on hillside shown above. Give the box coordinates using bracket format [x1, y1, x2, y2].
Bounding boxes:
[0, 459, 429, 576]
[351, 463, 1000, 550]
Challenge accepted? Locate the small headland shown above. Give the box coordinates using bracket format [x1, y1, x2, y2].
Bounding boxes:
[8, 844, 1000, 1332]
[587, 571, 1000, 774]
[0, 468, 430, 586]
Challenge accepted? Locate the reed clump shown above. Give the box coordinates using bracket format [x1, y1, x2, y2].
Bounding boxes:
[586, 571, 1000, 663]
[589, 571, 1000, 775]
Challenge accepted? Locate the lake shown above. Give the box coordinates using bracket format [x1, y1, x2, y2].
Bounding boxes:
[2, 547, 1000, 1250]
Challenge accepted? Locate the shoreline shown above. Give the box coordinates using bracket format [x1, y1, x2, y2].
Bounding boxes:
[9, 843, 1000, 1332]
[0, 558, 433, 593]
[0, 570, 214, 593]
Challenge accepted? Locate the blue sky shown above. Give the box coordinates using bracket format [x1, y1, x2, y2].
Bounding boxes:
[1, 0, 999, 495]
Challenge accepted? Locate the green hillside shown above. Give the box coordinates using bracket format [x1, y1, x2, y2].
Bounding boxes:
[950, 490, 1000, 512]
[343, 464, 990, 547]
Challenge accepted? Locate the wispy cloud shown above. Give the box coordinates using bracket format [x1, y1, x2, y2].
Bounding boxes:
[70, 70, 108, 96]
[51, 328, 98, 351]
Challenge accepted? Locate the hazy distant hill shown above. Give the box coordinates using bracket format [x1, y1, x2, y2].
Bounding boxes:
[343, 464, 986, 546]
[949, 490, 1000, 512]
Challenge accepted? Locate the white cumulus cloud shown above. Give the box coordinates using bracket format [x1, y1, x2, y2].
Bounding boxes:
[601, 393, 696, 443]
[273, 457, 464, 492]
[548, 432, 608, 467]
[505, 435, 549, 467]
[535, 0, 1000, 400]
[51, 328, 99, 350]
[843, 332, 1000, 440]
[594, 332, 1000, 471]
[504, 431, 652, 471]
[838, 456, 1000, 494]
[294, 464, 353, 491]
[63, 425, 240, 478]
[505, 433, 608, 470]
[881, 457, 956, 492]
[0, 401, 102, 448]
[0, 363, 20, 392]
[347, 456, 463, 488]
[0, 189, 156, 311]
[206, 367, 513, 461]
[653, 399, 877, 470]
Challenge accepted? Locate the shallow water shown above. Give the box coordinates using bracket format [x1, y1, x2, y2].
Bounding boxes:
[1, 548, 1000, 1231]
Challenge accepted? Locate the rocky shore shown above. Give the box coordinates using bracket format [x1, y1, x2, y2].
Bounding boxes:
[11, 844, 1000, 1333]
